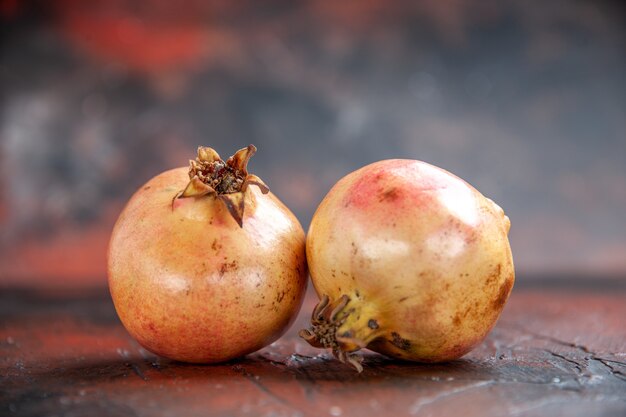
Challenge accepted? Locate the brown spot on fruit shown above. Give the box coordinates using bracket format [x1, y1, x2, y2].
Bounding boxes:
[390, 332, 411, 351]
[379, 187, 400, 202]
[219, 260, 238, 275]
[493, 276, 514, 309]
[485, 264, 501, 287]
[464, 230, 479, 245]
[453, 315, 461, 326]
[368, 319, 379, 329]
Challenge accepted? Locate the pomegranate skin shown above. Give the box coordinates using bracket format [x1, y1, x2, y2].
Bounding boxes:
[108, 167, 307, 363]
[305, 159, 514, 364]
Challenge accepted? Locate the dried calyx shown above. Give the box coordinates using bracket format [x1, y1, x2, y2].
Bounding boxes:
[299, 294, 383, 373]
[174, 144, 269, 227]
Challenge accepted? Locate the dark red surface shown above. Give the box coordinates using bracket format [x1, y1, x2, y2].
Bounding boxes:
[1, 283, 625, 417]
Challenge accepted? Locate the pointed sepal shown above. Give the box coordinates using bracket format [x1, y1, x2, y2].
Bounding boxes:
[242, 174, 270, 194]
[298, 329, 325, 348]
[181, 176, 216, 198]
[197, 146, 221, 163]
[218, 193, 245, 227]
[227, 144, 256, 176]
[337, 350, 364, 373]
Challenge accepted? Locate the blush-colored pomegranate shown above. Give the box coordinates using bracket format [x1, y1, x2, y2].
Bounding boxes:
[300, 159, 514, 371]
[108, 145, 307, 363]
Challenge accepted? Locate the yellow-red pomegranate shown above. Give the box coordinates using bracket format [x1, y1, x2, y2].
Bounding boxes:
[300, 159, 514, 371]
[108, 145, 307, 363]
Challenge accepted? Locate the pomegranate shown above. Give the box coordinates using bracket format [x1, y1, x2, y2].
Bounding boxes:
[108, 145, 307, 363]
[300, 159, 514, 371]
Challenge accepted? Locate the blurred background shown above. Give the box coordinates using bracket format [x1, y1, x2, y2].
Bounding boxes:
[0, 0, 624, 289]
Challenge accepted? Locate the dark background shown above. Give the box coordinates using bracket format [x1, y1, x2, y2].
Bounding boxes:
[1, 0, 625, 288]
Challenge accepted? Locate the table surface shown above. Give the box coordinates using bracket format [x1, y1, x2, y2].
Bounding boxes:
[1, 281, 625, 417]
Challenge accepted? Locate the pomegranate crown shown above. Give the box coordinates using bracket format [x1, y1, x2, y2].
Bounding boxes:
[173, 144, 269, 227]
